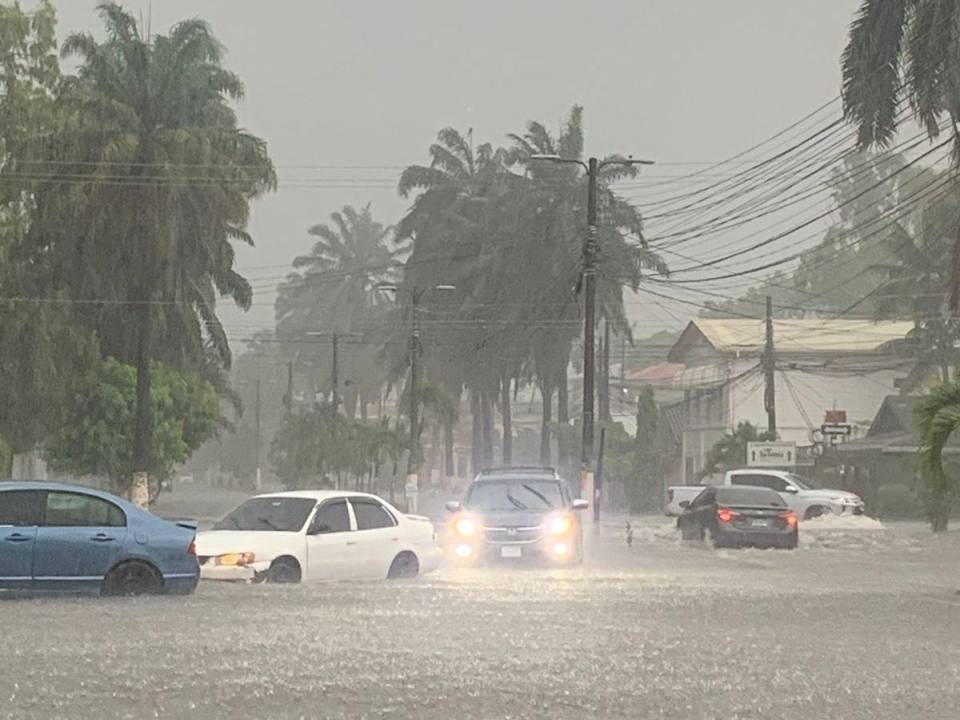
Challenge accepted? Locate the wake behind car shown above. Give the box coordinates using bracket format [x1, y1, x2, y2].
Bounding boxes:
[195, 490, 441, 583]
[445, 467, 588, 565]
[0, 481, 199, 596]
[677, 485, 798, 549]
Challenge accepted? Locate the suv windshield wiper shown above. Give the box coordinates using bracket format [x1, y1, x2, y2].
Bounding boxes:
[505, 493, 528, 510]
[520, 483, 554, 508]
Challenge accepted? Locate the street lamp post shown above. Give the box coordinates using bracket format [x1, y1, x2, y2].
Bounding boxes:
[378, 283, 456, 512]
[529, 153, 653, 512]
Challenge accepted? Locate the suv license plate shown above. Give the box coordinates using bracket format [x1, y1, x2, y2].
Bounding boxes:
[750, 519, 770, 527]
[501, 546, 522, 558]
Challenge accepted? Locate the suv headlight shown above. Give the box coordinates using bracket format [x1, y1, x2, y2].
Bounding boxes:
[833, 496, 861, 506]
[546, 514, 572, 535]
[454, 517, 478, 536]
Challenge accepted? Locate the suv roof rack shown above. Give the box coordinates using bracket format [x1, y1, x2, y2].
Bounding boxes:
[476, 466, 558, 477]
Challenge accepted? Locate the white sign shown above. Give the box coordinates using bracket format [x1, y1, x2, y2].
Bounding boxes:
[747, 441, 796, 467]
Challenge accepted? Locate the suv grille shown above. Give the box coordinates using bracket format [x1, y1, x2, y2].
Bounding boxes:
[483, 526, 543, 544]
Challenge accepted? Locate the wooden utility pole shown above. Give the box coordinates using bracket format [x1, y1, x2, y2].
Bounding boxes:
[764, 295, 777, 434]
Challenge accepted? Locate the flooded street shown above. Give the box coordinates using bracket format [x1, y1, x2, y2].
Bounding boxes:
[3, 517, 959, 720]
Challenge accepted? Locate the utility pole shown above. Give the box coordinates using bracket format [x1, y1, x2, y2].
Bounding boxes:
[331, 332, 340, 411]
[254, 375, 262, 492]
[764, 295, 777, 435]
[376, 283, 456, 512]
[530, 152, 653, 513]
[304, 331, 362, 413]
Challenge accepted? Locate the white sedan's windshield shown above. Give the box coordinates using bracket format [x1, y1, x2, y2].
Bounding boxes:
[214, 497, 315, 532]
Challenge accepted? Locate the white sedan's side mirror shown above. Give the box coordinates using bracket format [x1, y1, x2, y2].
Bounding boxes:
[572, 499, 589, 511]
[445, 501, 462, 513]
[783, 486, 799, 494]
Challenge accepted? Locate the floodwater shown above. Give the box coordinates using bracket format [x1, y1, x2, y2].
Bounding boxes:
[2, 513, 959, 719]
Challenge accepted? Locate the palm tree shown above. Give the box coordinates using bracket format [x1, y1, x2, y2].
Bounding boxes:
[277, 204, 401, 416]
[917, 380, 960, 531]
[872, 171, 960, 388]
[396, 127, 510, 472]
[34, 3, 274, 497]
[506, 106, 666, 467]
[842, 0, 960, 305]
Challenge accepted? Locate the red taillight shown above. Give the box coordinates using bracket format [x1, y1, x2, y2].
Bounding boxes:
[187, 538, 196, 556]
[781, 511, 798, 527]
[717, 508, 739, 523]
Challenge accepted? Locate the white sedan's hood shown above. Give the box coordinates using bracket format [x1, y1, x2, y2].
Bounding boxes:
[195, 530, 300, 560]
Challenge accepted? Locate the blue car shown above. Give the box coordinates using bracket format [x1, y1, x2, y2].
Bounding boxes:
[0, 482, 199, 596]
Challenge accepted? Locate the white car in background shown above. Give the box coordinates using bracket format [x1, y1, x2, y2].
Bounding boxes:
[196, 491, 441, 583]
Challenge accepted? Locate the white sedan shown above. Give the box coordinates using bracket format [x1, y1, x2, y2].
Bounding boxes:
[196, 490, 441, 583]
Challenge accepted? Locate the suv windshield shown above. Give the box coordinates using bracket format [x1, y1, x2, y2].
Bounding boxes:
[465, 479, 563, 512]
[214, 497, 316, 532]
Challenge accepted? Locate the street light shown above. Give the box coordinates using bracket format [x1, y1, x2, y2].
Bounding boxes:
[529, 152, 654, 512]
[378, 282, 457, 512]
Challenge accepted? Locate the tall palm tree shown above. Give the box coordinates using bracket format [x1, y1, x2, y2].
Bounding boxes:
[872, 171, 960, 388]
[396, 127, 510, 472]
[33, 3, 274, 497]
[506, 106, 666, 467]
[276, 204, 402, 415]
[842, 0, 960, 304]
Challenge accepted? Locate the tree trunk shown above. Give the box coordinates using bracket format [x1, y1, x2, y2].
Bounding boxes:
[930, 488, 951, 532]
[470, 390, 482, 475]
[360, 390, 368, 422]
[557, 363, 569, 468]
[131, 304, 153, 506]
[481, 389, 494, 468]
[539, 378, 553, 466]
[501, 377, 513, 466]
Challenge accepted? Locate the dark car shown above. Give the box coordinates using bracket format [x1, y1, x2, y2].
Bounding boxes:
[0, 481, 200, 596]
[445, 467, 589, 565]
[677, 485, 798, 549]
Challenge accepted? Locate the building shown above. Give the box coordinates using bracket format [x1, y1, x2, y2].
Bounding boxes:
[664, 318, 915, 483]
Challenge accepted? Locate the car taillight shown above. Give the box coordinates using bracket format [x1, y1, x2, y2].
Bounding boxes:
[187, 539, 196, 556]
[717, 508, 739, 523]
[781, 511, 798, 527]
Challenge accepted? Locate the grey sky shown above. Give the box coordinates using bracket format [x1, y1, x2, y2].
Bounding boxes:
[39, 0, 862, 338]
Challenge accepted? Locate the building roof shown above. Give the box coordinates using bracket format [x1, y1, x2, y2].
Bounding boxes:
[867, 395, 922, 437]
[669, 319, 913, 362]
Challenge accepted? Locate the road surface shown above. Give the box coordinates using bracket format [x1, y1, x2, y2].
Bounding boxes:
[2, 514, 959, 719]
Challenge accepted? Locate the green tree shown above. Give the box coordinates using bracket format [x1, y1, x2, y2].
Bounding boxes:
[46, 357, 220, 501]
[276, 204, 400, 417]
[841, 0, 960, 308]
[700, 422, 777, 479]
[916, 379, 960, 531]
[21, 3, 274, 499]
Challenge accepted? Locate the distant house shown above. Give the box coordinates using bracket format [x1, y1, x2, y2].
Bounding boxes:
[817, 395, 960, 509]
[665, 318, 914, 484]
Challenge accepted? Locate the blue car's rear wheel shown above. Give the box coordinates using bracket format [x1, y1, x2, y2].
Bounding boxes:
[103, 561, 163, 596]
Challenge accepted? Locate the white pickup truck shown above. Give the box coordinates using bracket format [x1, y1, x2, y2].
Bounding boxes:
[665, 469, 866, 519]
